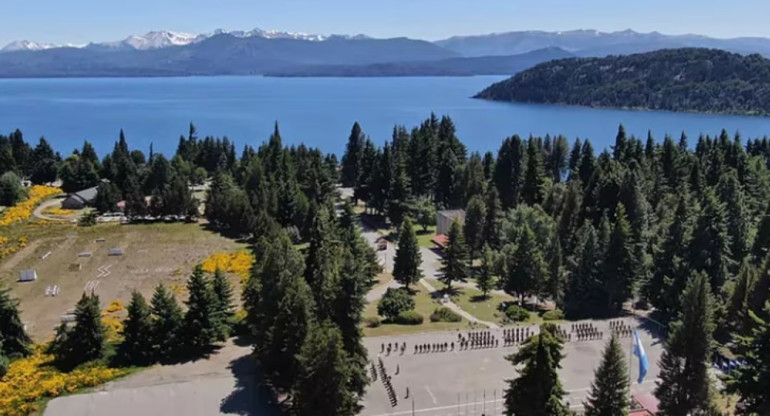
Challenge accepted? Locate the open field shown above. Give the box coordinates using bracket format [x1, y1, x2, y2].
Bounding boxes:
[0, 222, 246, 341]
[363, 283, 471, 337]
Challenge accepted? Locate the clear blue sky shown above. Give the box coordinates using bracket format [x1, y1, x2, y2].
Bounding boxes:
[1, 0, 767, 46]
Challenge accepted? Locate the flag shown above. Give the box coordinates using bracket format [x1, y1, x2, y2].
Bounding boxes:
[633, 330, 649, 384]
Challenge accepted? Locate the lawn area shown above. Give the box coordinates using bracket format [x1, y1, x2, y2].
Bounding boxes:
[426, 278, 545, 327]
[415, 225, 437, 248]
[362, 283, 469, 337]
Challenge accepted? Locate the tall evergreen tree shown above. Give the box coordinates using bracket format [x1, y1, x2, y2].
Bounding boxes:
[483, 185, 503, 249]
[392, 217, 423, 290]
[504, 224, 548, 301]
[121, 291, 154, 364]
[62, 293, 105, 365]
[294, 322, 359, 416]
[495, 136, 524, 209]
[504, 324, 568, 416]
[565, 222, 602, 318]
[655, 271, 717, 416]
[690, 188, 732, 290]
[726, 303, 770, 415]
[184, 265, 221, 351]
[583, 334, 630, 416]
[464, 195, 486, 260]
[341, 122, 364, 189]
[601, 204, 635, 315]
[547, 239, 565, 308]
[439, 220, 468, 291]
[150, 283, 184, 361]
[0, 282, 32, 358]
[478, 244, 496, 299]
[211, 268, 234, 336]
[522, 138, 546, 205]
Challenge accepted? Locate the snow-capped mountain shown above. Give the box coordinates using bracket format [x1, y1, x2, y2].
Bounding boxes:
[0, 40, 61, 53]
[0, 27, 364, 53]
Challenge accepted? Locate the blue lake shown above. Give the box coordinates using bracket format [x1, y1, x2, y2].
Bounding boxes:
[0, 76, 768, 157]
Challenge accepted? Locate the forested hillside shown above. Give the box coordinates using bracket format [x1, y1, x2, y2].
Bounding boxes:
[475, 48, 770, 115]
[4, 115, 770, 413]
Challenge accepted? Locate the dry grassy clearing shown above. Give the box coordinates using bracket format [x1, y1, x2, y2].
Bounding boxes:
[0, 222, 245, 341]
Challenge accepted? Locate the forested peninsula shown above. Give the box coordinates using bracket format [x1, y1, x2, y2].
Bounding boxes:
[475, 48, 770, 115]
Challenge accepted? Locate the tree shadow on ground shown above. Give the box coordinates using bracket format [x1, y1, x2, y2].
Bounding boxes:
[198, 222, 253, 244]
[220, 355, 281, 416]
[470, 294, 490, 303]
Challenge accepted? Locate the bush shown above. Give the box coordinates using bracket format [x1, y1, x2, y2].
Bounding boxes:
[542, 309, 564, 321]
[394, 310, 424, 325]
[363, 316, 381, 328]
[378, 288, 415, 321]
[79, 211, 97, 227]
[0, 172, 26, 207]
[504, 305, 530, 322]
[430, 307, 462, 323]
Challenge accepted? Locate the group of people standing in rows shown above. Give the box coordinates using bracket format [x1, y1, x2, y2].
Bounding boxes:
[380, 342, 407, 356]
[376, 357, 398, 407]
[609, 320, 634, 338]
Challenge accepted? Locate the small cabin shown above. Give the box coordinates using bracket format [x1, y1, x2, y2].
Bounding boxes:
[19, 269, 37, 282]
[436, 209, 465, 236]
[61, 186, 99, 210]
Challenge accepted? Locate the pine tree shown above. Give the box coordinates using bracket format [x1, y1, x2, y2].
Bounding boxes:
[393, 217, 423, 290]
[67, 293, 105, 365]
[505, 224, 548, 301]
[294, 322, 358, 416]
[264, 273, 315, 393]
[565, 222, 603, 319]
[464, 195, 486, 260]
[584, 334, 630, 416]
[121, 291, 154, 364]
[439, 220, 468, 291]
[150, 283, 184, 361]
[504, 324, 568, 416]
[601, 204, 635, 315]
[341, 122, 364, 188]
[478, 244, 496, 299]
[718, 170, 751, 264]
[522, 138, 546, 205]
[690, 188, 732, 290]
[647, 197, 692, 318]
[727, 303, 770, 415]
[656, 271, 717, 416]
[483, 185, 503, 249]
[494, 136, 524, 209]
[727, 259, 757, 333]
[211, 268, 234, 338]
[184, 265, 221, 352]
[547, 239, 566, 308]
[0, 282, 32, 358]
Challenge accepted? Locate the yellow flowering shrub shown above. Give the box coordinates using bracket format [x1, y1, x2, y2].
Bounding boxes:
[169, 283, 187, 297]
[201, 251, 254, 284]
[105, 299, 124, 314]
[0, 236, 27, 262]
[0, 185, 61, 227]
[0, 346, 128, 416]
[101, 315, 123, 343]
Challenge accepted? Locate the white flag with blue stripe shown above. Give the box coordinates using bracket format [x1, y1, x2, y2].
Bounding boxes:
[633, 330, 649, 384]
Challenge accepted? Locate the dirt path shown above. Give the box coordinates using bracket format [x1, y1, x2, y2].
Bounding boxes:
[0, 239, 43, 272]
[418, 278, 499, 329]
[33, 198, 69, 221]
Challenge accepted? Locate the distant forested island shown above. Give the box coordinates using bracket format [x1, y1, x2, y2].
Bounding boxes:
[475, 48, 770, 116]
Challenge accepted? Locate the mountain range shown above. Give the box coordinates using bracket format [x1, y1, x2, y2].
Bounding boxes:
[1, 28, 770, 78]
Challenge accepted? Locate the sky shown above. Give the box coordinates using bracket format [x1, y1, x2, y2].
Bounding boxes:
[1, 0, 768, 46]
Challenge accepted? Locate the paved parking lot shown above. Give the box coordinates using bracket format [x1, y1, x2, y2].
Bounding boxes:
[45, 317, 664, 416]
[360, 317, 665, 416]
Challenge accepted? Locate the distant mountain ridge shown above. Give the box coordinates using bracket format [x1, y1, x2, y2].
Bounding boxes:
[0, 27, 369, 53]
[3, 28, 770, 78]
[475, 48, 770, 115]
[435, 29, 770, 58]
[0, 34, 456, 78]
